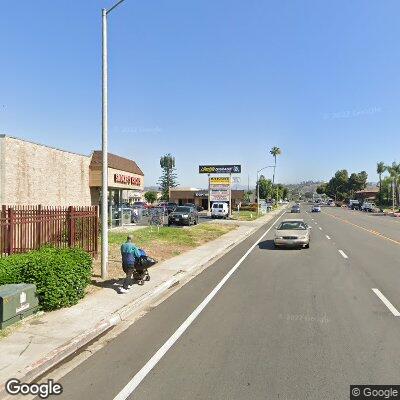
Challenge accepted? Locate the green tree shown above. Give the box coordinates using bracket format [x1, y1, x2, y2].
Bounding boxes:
[377, 162, 386, 205]
[244, 190, 253, 203]
[270, 146, 282, 186]
[386, 162, 400, 207]
[316, 183, 327, 195]
[158, 154, 178, 200]
[257, 175, 273, 200]
[326, 170, 349, 201]
[144, 191, 157, 204]
[347, 171, 368, 198]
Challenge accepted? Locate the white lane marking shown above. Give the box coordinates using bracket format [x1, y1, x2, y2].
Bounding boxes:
[338, 250, 348, 259]
[311, 218, 314, 221]
[113, 212, 286, 400]
[326, 235, 331, 240]
[372, 289, 400, 317]
[318, 227, 322, 230]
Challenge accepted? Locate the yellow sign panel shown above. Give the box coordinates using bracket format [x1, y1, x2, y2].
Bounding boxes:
[209, 177, 231, 185]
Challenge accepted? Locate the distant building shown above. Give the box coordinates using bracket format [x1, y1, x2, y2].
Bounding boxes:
[354, 187, 379, 202]
[169, 187, 245, 210]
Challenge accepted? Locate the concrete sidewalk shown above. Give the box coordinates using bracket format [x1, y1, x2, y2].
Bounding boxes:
[0, 207, 284, 398]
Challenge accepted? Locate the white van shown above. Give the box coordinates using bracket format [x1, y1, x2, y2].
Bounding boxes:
[211, 202, 229, 219]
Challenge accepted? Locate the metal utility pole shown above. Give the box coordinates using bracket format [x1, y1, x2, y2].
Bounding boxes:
[101, 0, 127, 280]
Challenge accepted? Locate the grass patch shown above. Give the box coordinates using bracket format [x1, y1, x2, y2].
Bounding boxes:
[231, 210, 261, 221]
[92, 223, 238, 284]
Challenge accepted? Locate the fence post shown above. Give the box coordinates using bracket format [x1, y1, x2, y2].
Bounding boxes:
[36, 205, 42, 249]
[94, 205, 99, 257]
[8, 207, 14, 255]
[68, 206, 75, 248]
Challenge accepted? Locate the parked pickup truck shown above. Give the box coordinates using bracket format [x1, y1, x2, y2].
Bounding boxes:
[361, 202, 377, 212]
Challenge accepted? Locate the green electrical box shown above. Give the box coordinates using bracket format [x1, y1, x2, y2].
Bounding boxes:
[0, 284, 39, 329]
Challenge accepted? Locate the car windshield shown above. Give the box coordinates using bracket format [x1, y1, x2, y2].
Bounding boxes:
[278, 221, 307, 230]
[174, 207, 191, 213]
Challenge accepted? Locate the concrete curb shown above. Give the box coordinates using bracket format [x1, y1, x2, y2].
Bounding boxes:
[0, 208, 284, 399]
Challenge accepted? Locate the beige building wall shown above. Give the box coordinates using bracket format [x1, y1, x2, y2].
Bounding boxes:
[0, 135, 92, 206]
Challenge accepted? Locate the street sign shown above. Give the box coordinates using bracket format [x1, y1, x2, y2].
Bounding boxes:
[199, 165, 241, 174]
[209, 177, 231, 185]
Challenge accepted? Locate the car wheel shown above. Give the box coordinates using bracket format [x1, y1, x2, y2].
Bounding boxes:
[305, 242, 310, 249]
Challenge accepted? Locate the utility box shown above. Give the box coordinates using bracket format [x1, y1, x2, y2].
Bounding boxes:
[0, 284, 39, 329]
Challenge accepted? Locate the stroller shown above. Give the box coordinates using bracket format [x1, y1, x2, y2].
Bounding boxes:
[132, 249, 157, 285]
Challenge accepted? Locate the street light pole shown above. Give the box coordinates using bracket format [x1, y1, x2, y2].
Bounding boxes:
[101, 0, 127, 280]
[101, 8, 108, 279]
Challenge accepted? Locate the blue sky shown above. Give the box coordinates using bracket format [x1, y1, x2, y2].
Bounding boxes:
[1, 0, 399, 188]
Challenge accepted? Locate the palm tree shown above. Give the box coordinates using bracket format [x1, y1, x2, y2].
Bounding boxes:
[270, 146, 282, 185]
[386, 162, 400, 208]
[376, 162, 386, 205]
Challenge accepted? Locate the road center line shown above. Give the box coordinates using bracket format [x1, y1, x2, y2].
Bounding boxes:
[372, 289, 400, 317]
[112, 211, 286, 400]
[338, 250, 348, 259]
[326, 235, 331, 240]
[322, 211, 400, 246]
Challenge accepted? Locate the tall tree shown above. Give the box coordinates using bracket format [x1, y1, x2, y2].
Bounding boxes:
[158, 154, 178, 200]
[376, 162, 386, 205]
[257, 175, 273, 200]
[386, 162, 400, 207]
[144, 191, 157, 204]
[270, 146, 282, 186]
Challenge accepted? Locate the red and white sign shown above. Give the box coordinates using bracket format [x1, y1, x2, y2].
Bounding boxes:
[114, 174, 141, 186]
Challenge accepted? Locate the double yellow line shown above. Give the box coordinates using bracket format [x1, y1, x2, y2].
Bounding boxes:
[322, 211, 400, 246]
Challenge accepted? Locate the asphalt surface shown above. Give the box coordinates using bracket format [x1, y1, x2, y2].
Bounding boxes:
[41, 205, 400, 400]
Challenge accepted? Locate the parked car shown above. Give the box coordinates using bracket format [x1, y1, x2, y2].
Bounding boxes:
[183, 203, 204, 212]
[158, 202, 178, 215]
[274, 219, 310, 248]
[349, 200, 361, 210]
[211, 202, 229, 219]
[291, 204, 301, 213]
[133, 201, 149, 208]
[168, 206, 198, 226]
[311, 205, 321, 212]
[361, 202, 377, 212]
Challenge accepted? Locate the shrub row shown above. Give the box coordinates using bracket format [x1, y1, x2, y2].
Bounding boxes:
[0, 247, 92, 311]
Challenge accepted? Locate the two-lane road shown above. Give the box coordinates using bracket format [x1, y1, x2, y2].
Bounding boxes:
[40, 206, 400, 400]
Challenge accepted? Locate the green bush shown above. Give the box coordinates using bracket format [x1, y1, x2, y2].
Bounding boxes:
[0, 247, 92, 311]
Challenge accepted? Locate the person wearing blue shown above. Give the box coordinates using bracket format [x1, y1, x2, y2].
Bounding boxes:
[120, 235, 141, 293]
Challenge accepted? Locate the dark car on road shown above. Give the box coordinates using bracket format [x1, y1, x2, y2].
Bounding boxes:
[291, 204, 301, 213]
[168, 206, 198, 226]
[183, 203, 204, 212]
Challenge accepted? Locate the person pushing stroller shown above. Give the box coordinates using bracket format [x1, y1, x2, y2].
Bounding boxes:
[120, 235, 155, 293]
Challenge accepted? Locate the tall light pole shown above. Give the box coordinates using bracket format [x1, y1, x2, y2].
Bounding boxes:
[101, 0, 127, 279]
[256, 166, 275, 216]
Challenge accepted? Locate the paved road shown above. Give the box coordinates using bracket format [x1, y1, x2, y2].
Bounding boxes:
[42, 206, 400, 400]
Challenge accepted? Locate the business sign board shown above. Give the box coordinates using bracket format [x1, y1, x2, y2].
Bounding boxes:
[210, 189, 229, 202]
[199, 165, 241, 174]
[209, 177, 231, 185]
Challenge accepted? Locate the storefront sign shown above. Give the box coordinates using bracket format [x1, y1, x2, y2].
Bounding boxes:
[210, 189, 229, 202]
[195, 191, 208, 197]
[199, 165, 241, 174]
[209, 177, 231, 185]
[114, 173, 141, 186]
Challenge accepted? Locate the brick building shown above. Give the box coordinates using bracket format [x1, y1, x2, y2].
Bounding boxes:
[0, 135, 144, 207]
